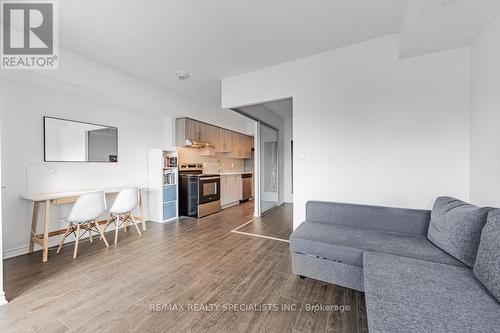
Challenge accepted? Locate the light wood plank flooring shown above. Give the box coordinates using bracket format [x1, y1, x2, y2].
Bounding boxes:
[233, 203, 293, 241]
[1, 201, 368, 333]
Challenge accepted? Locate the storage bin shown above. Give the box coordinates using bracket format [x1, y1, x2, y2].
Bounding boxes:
[163, 185, 177, 203]
[163, 202, 176, 220]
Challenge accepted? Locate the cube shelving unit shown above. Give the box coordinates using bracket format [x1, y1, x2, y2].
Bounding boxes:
[148, 148, 178, 223]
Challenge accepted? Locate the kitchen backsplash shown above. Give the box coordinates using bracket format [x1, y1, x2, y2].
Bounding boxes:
[177, 147, 245, 173]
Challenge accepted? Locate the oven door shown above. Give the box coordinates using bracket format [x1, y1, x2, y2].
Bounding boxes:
[198, 176, 221, 204]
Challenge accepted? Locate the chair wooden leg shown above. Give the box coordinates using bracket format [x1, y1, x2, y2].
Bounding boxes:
[94, 221, 109, 247]
[123, 215, 128, 232]
[115, 216, 120, 245]
[88, 223, 93, 243]
[73, 224, 81, 259]
[130, 215, 142, 237]
[57, 224, 71, 253]
[101, 217, 111, 237]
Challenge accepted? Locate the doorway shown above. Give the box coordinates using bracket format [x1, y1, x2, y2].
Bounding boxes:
[230, 98, 293, 222]
[259, 123, 279, 214]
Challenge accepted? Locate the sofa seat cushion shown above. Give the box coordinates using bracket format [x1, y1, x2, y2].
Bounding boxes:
[363, 252, 500, 333]
[290, 221, 464, 267]
[427, 196, 492, 267]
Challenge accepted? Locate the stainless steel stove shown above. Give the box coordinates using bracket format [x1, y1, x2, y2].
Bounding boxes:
[178, 163, 221, 218]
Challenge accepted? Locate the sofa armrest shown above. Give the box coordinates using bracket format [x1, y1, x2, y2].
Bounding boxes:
[306, 201, 431, 236]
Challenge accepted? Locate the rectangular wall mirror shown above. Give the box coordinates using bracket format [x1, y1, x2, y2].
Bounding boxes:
[44, 116, 118, 162]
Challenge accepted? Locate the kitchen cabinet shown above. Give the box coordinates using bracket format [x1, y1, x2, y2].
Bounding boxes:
[223, 129, 233, 153]
[243, 136, 253, 159]
[177, 118, 200, 144]
[220, 174, 242, 208]
[199, 123, 212, 144]
[230, 135, 252, 159]
[185, 118, 201, 141]
[176, 118, 253, 158]
[212, 127, 223, 152]
[200, 124, 218, 156]
[213, 126, 225, 152]
[228, 132, 242, 158]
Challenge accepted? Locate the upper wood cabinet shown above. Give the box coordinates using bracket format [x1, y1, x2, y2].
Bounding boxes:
[223, 129, 233, 153]
[229, 132, 242, 158]
[227, 132, 253, 159]
[213, 127, 226, 152]
[176, 118, 253, 158]
[199, 123, 212, 144]
[244, 136, 253, 158]
[184, 118, 201, 141]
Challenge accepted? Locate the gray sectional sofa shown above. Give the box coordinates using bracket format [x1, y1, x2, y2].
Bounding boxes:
[290, 197, 500, 332]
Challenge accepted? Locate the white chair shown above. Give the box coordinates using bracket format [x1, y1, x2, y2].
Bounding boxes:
[103, 188, 142, 244]
[57, 191, 109, 259]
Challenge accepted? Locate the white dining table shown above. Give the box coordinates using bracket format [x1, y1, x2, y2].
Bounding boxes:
[21, 186, 147, 262]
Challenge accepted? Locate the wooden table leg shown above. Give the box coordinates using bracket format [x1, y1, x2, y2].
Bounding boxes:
[139, 191, 146, 231]
[29, 201, 40, 253]
[42, 200, 51, 263]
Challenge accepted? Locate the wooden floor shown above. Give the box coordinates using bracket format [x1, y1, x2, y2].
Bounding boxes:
[233, 203, 293, 241]
[1, 201, 368, 333]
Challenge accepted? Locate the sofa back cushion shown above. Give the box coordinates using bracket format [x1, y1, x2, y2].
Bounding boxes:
[474, 210, 500, 303]
[427, 197, 492, 267]
[305, 201, 431, 236]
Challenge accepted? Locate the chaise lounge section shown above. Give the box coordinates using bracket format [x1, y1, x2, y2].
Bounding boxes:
[290, 198, 500, 332]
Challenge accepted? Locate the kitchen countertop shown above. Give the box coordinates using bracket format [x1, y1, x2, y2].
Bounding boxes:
[217, 172, 253, 176]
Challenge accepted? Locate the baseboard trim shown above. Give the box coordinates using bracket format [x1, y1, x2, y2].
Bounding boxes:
[0, 291, 8, 306]
[3, 244, 33, 259]
[3, 222, 139, 259]
[260, 202, 284, 217]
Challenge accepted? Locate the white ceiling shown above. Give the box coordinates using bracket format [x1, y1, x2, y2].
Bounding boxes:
[262, 99, 293, 119]
[8, 0, 499, 108]
[55, 0, 407, 105]
[399, 0, 500, 58]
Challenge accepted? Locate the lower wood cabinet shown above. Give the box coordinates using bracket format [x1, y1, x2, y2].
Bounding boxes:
[220, 175, 242, 207]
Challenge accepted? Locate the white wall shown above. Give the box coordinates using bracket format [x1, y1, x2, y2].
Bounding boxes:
[223, 35, 471, 229]
[0, 79, 162, 257]
[470, 15, 500, 206]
